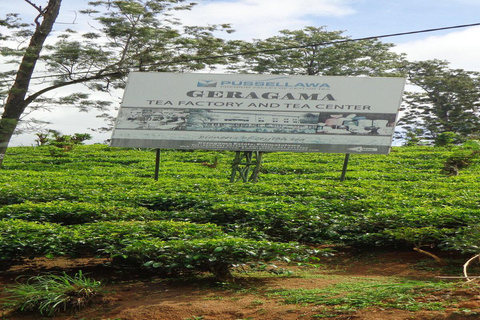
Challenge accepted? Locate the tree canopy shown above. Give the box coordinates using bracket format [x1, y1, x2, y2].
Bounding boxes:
[230, 26, 406, 77]
[2, 1, 479, 162]
[400, 60, 480, 143]
[0, 0, 235, 165]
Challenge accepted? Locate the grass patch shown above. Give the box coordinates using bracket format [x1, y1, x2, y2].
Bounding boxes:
[2, 271, 103, 316]
[269, 277, 460, 317]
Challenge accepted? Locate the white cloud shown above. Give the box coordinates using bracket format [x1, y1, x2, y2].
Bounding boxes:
[175, 0, 355, 40]
[394, 26, 480, 71]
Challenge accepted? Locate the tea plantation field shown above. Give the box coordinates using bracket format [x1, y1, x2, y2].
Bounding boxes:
[1, 145, 479, 280]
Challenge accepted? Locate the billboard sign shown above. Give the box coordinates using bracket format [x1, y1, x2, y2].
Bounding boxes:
[110, 72, 405, 154]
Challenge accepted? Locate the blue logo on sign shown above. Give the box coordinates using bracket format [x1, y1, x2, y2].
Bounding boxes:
[197, 80, 217, 87]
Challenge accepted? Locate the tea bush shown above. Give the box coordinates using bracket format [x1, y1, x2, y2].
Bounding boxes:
[109, 237, 312, 281]
[0, 219, 312, 280]
[0, 220, 65, 270]
[0, 201, 156, 224]
[1, 145, 479, 277]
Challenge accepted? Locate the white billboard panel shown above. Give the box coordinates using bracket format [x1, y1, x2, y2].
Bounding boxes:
[110, 72, 405, 154]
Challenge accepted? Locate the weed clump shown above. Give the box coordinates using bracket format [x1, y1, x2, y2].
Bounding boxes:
[2, 271, 103, 316]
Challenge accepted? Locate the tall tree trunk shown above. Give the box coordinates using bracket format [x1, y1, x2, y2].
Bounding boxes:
[0, 0, 62, 166]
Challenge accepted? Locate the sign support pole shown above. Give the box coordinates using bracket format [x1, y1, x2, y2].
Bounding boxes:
[230, 151, 264, 183]
[154, 149, 161, 181]
[340, 153, 350, 181]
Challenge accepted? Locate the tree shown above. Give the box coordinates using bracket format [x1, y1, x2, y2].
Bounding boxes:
[230, 26, 405, 76]
[399, 60, 480, 143]
[0, 0, 62, 165]
[0, 0, 235, 166]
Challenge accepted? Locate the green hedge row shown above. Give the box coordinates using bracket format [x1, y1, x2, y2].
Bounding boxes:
[4, 199, 476, 248]
[1, 145, 479, 257]
[0, 219, 313, 281]
[109, 237, 311, 282]
[0, 201, 156, 225]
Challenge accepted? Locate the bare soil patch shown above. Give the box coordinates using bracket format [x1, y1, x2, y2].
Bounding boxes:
[1, 249, 480, 320]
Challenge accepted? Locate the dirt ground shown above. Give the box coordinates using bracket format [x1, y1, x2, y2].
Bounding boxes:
[1, 249, 480, 320]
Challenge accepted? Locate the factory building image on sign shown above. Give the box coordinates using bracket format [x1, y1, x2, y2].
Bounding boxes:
[110, 73, 405, 154]
[115, 108, 396, 136]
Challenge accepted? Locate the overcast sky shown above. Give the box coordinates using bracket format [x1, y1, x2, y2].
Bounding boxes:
[4, 0, 480, 146]
[173, 0, 480, 70]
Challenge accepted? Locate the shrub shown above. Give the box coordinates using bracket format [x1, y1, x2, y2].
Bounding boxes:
[0, 220, 226, 267]
[434, 132, 462, 147]
[0, 219, 314, 281]
[1, 145, 480, 270]
[440, 225, 480, 254]
[0, 201, 156, 225]
[0, 220, 67, 270]
[70, 220, 226, 253]
[108, 237, 314, 282]
[442, 140, 480, 175]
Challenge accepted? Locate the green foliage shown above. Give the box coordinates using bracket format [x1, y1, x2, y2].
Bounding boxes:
[36, 130, 92, 147]
[400, 60, 480, 141]
[403, 128, 426, 146]
[71, 220, 226, 250]
[111, 238, 311, 281]
[383, 227, 453, 248]
[0, 217, 311, 280]
[435, 131, 461, 147]
[0, 145, 480, 277]
[1, 0, 237, 161]
[442, 226, 480, 254]
[442, 140, 480, 175]
[2, 271, 102, 316]
[0, 219, 224, 262]
[34, 130, 92, 157]
[0, 219, 64, 270]
[231, 26, 405, 77]
[463, 139, 480, 150]
[0, 200, 155, 224]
